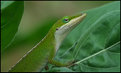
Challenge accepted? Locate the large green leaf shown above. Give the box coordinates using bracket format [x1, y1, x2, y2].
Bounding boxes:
[46, 1, 120, 72]
[1, 1, 24, 53]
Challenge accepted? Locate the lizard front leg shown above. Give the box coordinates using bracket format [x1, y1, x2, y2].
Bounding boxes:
[48, 49, 75, 67]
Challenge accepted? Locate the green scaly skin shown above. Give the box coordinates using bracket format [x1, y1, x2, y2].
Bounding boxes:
[9, 13, 86, 72]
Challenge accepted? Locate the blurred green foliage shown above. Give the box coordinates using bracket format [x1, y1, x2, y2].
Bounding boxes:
[1, 1, 24, 53]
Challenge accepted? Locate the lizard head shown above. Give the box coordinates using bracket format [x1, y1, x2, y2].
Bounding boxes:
[53, 13, 86, 32]
[51, 13, 87, 51]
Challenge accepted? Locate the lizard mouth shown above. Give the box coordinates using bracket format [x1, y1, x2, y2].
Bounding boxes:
[58, 13, 87, 34]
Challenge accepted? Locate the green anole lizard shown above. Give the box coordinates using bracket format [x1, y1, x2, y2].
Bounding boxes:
[9, 13, 86, 72]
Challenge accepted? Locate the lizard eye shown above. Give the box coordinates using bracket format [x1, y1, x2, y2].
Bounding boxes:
[63, 16, 70, 23]
[64, 18, 69, 22]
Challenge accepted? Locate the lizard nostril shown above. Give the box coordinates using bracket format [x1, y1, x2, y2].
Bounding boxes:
[56, 28, 58, 30]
